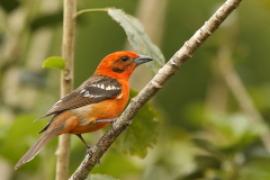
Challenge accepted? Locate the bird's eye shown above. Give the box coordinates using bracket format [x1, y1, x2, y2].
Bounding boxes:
[120, 56, 129, 62]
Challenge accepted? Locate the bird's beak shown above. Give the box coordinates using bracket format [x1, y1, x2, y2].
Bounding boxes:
[134, 55, 153, 65]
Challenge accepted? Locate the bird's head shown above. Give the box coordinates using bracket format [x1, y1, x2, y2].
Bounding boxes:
[95, 51, 153, 80]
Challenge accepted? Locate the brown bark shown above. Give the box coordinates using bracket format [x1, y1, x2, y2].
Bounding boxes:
[69, 0, 243, 179]
[56, 0, 76, 180]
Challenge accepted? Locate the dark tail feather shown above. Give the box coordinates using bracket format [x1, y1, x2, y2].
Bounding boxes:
[15, 131, 56, 170]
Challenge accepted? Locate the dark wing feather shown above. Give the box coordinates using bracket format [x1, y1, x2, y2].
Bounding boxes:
[44, 75, 121, 117]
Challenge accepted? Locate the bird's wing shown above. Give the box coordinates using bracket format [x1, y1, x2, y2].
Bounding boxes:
[44, 75, 121, 117]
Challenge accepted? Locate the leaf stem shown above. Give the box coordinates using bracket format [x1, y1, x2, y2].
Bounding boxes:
[74, 8, 109, 19]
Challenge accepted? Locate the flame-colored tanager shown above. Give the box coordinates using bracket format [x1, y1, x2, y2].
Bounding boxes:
[15, 51, 152, 169]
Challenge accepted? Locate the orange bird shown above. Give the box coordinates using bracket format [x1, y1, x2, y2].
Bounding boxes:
[15, 51, 152, 169]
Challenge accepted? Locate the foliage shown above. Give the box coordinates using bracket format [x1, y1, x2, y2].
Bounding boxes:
[88, 174, 119, 180]
[42, 56, 65, 70]
[115, 91, 159, 157]
[107, 8, 165, 72]
[0, 115, 45, 163]
[75, 7, 165, 73]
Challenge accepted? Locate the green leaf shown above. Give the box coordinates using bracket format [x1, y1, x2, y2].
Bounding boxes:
[42, 56, 65, 70]
[92, 150, 139, 177]
[88, 174, 119, 180]
[239, 157, 270, 180]
[115, 90, 159, 157]
[209, 113, 259, 149]
[107, 8, 165, 73]
[0, 114, 45, 163]
[74, 8, 165, 72]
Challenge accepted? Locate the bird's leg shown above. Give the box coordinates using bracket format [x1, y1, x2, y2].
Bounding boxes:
[76, 134, 90, 149]
[95, 118, 117, 124]
[76, 134, 99, 164]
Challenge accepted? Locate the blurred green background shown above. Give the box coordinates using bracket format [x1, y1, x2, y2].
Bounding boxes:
[1, 0, 270, 179]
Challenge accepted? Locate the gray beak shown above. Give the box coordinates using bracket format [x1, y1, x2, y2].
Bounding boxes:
[134, 55, 153, 65]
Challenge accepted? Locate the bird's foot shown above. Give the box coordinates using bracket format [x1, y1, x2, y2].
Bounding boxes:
[86, 146, 100, 164]
[86, 146, 92, 155]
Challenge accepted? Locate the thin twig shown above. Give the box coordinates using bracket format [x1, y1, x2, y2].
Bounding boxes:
[74, 8, 108, 18]
[217, 46, 270, 151]
[56, 0, 76, 180]
[69, 0, 242, 179]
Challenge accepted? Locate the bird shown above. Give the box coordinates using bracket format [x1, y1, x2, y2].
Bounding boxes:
[15, 50, 152, 170]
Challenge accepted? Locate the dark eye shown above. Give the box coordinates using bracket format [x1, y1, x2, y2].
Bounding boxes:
[120, 56, 129, 62]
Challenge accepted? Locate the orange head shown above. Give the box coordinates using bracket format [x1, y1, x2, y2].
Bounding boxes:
[95, 51, 153, 80]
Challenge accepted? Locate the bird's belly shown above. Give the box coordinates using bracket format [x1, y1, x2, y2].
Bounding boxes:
[69, 122, 109, 134]
[69, 98, 128, 133]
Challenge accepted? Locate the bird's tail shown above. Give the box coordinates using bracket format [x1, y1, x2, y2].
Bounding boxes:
[15, 130, 57, 170]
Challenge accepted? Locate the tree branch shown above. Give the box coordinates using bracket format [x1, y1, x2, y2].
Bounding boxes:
[56, 0, 76, 180]
[217, 46, 270, 151]
[69, 0, 242, 179]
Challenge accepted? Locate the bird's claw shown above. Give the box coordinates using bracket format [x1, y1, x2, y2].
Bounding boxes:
[86, 146, 92, 155]
[86, 147, 100, 164]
